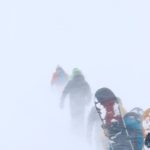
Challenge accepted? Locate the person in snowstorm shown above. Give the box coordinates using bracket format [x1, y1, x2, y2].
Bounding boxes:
[87, 99, 126, 150]
[124, 108, 144, 150]
[142, 108, 150, 150]
[94, 87, 134, 150]
[51, 66, 69, 90]
[60, 68, 92, 133]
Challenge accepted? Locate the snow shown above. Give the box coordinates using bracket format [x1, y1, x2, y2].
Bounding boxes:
[1, 0, 150, 149]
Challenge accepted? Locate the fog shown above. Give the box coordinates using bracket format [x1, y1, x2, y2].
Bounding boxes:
[0, 0, 150, 149]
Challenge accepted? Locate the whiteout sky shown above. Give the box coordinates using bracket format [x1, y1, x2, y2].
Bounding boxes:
[0, 0, 150, 149]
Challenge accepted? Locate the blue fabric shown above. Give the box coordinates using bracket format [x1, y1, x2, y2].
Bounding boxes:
[124, 117, 144, 150]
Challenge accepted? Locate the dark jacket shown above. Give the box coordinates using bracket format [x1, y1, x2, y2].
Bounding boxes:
[62, 74, 92, 106]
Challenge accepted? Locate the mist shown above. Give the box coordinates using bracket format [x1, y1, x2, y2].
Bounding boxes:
[0, 0, 150, 149]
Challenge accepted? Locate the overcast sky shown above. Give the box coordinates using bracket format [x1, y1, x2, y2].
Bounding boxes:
[0, 0, 150, 149]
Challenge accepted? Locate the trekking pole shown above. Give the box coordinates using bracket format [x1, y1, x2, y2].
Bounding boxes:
[116, 103, 134, 150]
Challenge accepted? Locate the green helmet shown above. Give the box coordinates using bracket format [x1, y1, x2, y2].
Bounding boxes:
[70, 68, 82, 79]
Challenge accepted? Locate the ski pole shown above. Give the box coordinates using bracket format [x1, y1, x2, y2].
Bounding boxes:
[116, 103, 134, 150]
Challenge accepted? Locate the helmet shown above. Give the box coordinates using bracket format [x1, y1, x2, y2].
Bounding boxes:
[143, 108, 150, 120]
[70, 68, 82, 79]
[95, 88, 117, 103]
[124, 112, 140, 120]
[72, 68, 81, 75]
[56, 65, 63, 72]
[130, 107, 144, 117]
